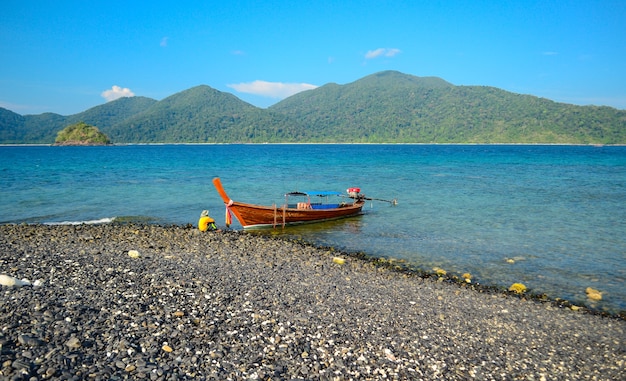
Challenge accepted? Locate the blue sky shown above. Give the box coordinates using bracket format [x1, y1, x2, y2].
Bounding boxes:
[1, 0, 625, 115]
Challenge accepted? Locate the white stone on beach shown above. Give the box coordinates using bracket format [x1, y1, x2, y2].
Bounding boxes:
[384, 348, 397, 362]
[128, 250, 141, 258]
[0, 274, 31, 287]
[332, 257, 346, 265]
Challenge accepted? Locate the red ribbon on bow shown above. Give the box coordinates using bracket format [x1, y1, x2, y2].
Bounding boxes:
[225, 199, 233, 227]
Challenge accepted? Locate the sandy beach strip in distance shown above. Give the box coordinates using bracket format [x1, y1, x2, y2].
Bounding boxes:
[1, 224, 624, 380]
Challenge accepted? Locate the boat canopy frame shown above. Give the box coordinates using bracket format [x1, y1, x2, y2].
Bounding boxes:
[284, 190, 348, 210]
[285, 191, 343, 197]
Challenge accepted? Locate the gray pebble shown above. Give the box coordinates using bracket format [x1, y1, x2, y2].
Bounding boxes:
[17, 335, 43, 347]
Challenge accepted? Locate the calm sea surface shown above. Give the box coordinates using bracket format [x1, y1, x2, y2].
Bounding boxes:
[1, 144, 625, 313]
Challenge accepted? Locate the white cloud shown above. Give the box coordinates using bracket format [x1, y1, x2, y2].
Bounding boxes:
[542, 51, 558, 56]
[227, 80, 318, 99]
[101, 86, 135, 102]
[160, 37, 169, 47]
[365, 48, 401, 59]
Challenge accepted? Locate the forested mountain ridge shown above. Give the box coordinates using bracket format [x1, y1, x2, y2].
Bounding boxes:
[1, 71, 624, 144]
[270, 71, 625, 143]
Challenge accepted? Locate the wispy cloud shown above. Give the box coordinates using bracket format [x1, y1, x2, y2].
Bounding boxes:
[227, 80, 318, 99]
[365, 48, 401, 59]
[160, 37, 169, 47]
[101, 86, 135, 102]
[542, 51, 558, 56]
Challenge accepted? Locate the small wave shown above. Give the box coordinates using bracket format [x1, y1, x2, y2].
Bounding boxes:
[44, 217, 117, 226]
[112, 215, 163, 224]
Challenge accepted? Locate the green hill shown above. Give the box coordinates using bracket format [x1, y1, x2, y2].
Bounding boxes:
[1, 71, 624, 144]
[0, 97, 157, 144]
[270, 71, 626, 143]
[0, 108, 26, 143]
[104, 85, 302, 143]
[66, 96, 158, 129]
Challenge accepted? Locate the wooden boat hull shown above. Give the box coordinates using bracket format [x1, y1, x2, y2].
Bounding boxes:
[226, 200, 364, 229]
[212, 178, 364, 229]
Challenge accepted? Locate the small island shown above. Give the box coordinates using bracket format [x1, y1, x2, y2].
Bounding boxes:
[54, 121, 111, 146]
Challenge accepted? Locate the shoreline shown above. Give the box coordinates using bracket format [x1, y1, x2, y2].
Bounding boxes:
[8, 220, 624, 318]
[2, 142, 626, 147]
[305, 239, 626, 320]
[1, 224, 624, 379]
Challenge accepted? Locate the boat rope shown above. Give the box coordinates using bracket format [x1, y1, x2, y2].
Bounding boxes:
[282, 205, 286, 228]
[225, 200, 233, 227]
[273, 204, 277, 228]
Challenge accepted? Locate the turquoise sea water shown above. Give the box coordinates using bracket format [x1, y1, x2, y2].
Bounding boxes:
[1, 144, 625, 313]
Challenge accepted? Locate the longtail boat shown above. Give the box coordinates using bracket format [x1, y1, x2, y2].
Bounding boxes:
[212, 177, 366, 229]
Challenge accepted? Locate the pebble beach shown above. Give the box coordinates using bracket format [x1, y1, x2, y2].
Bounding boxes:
[1, 224, 624, 380]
